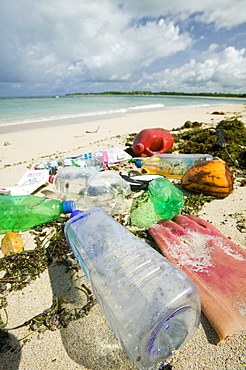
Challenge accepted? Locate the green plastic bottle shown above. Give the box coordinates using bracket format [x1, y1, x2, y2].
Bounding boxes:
[0, 195, 75, 234]
[148, 177, 185, 219]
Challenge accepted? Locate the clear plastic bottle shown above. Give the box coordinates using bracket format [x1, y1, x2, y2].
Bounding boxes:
[136, 154, 213, 178]
[34, 148, 132, 174]
[0, 195, 75, 233]
[51, 167, 131, 215]
[50, 167, 98, 202]
[35, 154, 101, 174]
[65, 208, 201, 370]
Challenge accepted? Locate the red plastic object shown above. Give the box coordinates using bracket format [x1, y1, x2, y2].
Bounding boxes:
[149, 215, 246, 341]
[132, 128, 174, 157]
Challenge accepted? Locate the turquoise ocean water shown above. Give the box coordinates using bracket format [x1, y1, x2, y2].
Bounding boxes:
[0, 94, 245, 129]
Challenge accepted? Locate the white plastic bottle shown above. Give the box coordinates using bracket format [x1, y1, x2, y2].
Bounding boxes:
[65, 208, 201, 370]
[135, 153, 213, 178]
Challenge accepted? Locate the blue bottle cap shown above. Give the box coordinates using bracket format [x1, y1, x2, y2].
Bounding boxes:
[135, 160, 143, 168]
[70, 209, 83, 218]
[62, 200, 75, 214]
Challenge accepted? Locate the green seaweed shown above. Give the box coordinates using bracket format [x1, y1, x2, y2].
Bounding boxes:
[182, 194, 216, 216]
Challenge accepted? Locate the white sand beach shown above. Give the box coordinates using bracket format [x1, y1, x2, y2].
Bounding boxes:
[0, 104, 246, 370]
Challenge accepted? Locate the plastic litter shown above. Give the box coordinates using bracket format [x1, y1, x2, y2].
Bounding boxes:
[149, 214, 246, 341]
[120, 174, 164, 191]
[181, 159, 234, 198]
[65, 207, 201, 370]
[34, 147, 132, 174]
[136, 153, 213, 178]
[0, 169, 49, 196]
[0, 195, 75, 233]
[130, 177, 184, 228]
[132, 128, 174, 157]
[130, 191, 163, 228]
[1, 231, 24, 255]
[148, 177, 185, 219]
[51, 167, 131, 215]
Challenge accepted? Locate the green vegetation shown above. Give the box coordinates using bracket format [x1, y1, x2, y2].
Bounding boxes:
[67, 91, 246, 98]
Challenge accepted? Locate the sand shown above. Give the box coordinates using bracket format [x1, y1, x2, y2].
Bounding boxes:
[0, 104, 246, 370]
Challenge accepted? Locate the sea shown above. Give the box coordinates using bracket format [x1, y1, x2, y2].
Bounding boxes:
[0, 94, 245, 130]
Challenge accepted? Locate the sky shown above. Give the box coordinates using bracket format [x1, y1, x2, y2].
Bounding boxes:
[0, 0, 246, 97]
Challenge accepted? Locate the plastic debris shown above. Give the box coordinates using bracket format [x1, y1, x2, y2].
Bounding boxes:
[132, 128, 174, 157]
[0, 169, 49, 196]
[52, 167, 131, 215]
[1, 232, 24, 255]
[149, 214, 246, 341]
[181, 159, 234, 197]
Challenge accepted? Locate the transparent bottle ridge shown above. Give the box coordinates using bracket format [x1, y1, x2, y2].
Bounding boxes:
[65, 208, 201, 370]
[0, 195, 75, 234]
[135, 154, 213, 178]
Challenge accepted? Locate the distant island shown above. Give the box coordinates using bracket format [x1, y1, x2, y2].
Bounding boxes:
[67, 91, 246, 98]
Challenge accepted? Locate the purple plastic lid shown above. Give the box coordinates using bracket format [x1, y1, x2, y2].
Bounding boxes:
[62, 200, 75, 214]
[70, 209, 83, 218]
[135, 160, 143, 168]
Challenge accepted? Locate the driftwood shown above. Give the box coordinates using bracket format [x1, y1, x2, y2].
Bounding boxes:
[85, 126, 99, 133]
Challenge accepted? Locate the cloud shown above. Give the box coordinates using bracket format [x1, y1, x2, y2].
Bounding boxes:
[142, 46, 246, 93]
[0, 1, 192, 89]
[0, 0, 245, 95]
[122, 0, 246, 29]
[84, 18, 192, 81]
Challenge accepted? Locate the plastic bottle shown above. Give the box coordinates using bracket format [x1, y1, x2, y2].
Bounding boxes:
[35, 154, 101, 174]
[65, 208, 201, 370]
[136, 153, 213, 178]
[132, 128, 174, 157]
[93, 147, 132, 167]
[51, 167, 131, 215]
[50, 167, 98, 201]
[148, 177, 185, 219]
[0, 195, 75, 234]
[34, 147, 132, 174]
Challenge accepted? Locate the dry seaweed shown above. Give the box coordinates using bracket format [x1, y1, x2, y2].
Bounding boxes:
[0, 221, 71, 298]
[182, 194, 216, 216]
[171, 117, 246, 176]
[0, 286, 96, 350]
[0, 218, 97, 348]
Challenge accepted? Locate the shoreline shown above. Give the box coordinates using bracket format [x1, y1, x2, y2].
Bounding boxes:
[1, 104, 245, 187]
[0, 103, 246, 370]
[1, 99, 245, 133]
[1, 103, 245, 154]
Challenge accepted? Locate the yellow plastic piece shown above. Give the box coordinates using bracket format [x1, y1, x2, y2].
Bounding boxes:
[1, 231, 24, 255]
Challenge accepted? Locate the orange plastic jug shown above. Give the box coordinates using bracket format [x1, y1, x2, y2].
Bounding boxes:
[132, 128, 174, 157]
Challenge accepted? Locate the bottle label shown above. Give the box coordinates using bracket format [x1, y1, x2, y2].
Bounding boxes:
[0, 170, 49, 196]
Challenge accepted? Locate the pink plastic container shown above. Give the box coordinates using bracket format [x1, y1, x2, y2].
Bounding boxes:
[132, 128, 174, 157]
